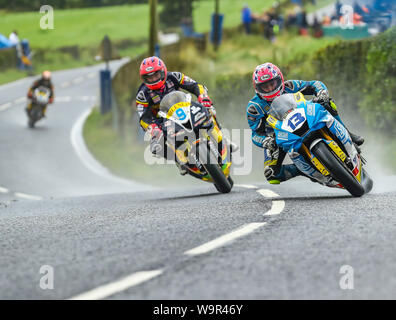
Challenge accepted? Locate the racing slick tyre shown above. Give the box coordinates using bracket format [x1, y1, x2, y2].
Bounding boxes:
[199, 143, 232, 194]
[227, 176, 234, 188]
[28, 118, 35, 128]
[311, 141, 365, 197]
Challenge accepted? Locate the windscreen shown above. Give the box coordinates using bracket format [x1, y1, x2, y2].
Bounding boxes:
[269, 94, 298, 120]
[159, 91, 190, 113]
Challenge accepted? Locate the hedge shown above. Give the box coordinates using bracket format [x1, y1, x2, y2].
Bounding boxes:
[312, 26, 396, 136]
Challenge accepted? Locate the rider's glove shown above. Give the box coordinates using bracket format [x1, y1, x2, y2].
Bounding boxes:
[208, 106, 216, 117]
[147, 123, 163, 139]
[313, 89, 330, 105]
[198, 94, 213, 109]
[262, 135, 276, 151]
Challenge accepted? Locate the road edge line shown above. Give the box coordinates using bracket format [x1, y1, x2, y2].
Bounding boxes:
[70, 107, 144, 188]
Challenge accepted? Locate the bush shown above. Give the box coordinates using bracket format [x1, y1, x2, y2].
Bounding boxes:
[312, 27, 396, 136]
[0, 47, 17, 71]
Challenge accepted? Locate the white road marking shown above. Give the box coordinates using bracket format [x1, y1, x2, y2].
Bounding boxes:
[73, 77, 84, 84]
[257, 189, 279, 198]
[56, 96, 72, 102]
[86, 72, 96, 79]
[0, 187, 9, 193]
[69, 270, 163, 300]
[61, 82, 70, 88]
[70, 107, 142, 188]
[14, 97, 26, 104]
[234, 184, 258, 189]
[257, 188, 285, 216]
[0, 102, 12, 112]
[79, 96, 96, 102]
[185, 223, 266, 256]
[14, 193, 43, 201]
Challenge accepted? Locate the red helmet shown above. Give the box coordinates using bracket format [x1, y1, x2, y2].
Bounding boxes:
[252, 63, 284, 101]
[139, 56, 167, 90]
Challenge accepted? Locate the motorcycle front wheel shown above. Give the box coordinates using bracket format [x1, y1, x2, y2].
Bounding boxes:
[199, 143, 232, 194]
[311, 141, 365, 197]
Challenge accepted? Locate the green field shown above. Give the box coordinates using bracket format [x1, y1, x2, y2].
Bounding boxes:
[0, 0, 334, 49]
[0, 5, 149, 49]
[0, 0, 334, 85]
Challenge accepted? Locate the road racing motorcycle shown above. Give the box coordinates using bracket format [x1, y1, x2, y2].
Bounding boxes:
[156, 91, 233, 193]
[27, 86, 50, 128]
[266, 92, 373, 197]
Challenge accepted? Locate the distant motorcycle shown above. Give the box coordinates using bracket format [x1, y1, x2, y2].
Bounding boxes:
[266, 92, 373, 197]
[156, 91, 233, 193]
[27, 86, 50, 128]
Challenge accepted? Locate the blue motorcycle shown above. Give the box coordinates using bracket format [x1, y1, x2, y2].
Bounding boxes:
[266, 92, 373, 197]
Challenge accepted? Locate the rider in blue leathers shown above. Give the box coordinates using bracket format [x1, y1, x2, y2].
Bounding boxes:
[247, 63, 364, 184]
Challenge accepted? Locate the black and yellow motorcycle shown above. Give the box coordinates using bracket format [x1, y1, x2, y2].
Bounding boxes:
[156, 91, 233, 193]
[27, 86, 50, 128]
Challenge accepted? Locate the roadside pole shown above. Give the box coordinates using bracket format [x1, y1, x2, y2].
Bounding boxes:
[212, 0, 223, 52]
[215, 0, 219, 50]
[149, 0, 158, 56]
[100, 35, 112, 115]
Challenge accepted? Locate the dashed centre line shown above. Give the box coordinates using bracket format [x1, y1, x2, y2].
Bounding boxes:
[67, 186, 286, 299]
[234, 184, 258, 189]
[185, 222, 267, 256]
[14, 193, 43, 201]
[69, 270, 163, 300]
[0, 187, 9, 193]
[0, 102, 12, 112]
[14, 97, 26, 104]
[257, 188, 285, 216]
[61, 82, 70, 88]
[73, 77, 84, 84]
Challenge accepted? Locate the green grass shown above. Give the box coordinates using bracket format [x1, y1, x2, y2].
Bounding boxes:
[0, 5, 150, 49]
[179, 31, 339, 83]
[303, 0, 336, 14]
[0, 47, 101, 85]
[0, 69, 31, 85]
[193, 0, 278, 33]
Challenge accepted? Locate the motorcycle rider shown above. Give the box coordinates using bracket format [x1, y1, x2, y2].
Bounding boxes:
[247, 62, 364, 184]
[26, 70, 54, 116]
[136, 56, 236, 174]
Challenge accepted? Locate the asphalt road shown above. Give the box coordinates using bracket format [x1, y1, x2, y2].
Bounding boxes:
[0, 61, 396, 300]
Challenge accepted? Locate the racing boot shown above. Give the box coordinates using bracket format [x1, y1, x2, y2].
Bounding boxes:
[264, 164, 303, 184]
[176, 162, 188, 176]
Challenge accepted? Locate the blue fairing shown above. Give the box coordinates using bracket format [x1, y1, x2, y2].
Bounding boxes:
[274, 101, 330, 153]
